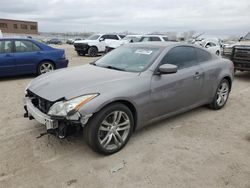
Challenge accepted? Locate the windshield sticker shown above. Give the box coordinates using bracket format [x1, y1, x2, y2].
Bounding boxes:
[135, 49, 153, 55]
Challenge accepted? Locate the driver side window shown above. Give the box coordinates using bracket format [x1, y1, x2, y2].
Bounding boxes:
[161, 46, 197, 69]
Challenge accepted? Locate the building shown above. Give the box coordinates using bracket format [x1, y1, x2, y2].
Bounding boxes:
[0, 19, 38, 35]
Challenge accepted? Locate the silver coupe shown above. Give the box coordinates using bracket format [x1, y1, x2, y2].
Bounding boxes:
[24, 42, 234, 154]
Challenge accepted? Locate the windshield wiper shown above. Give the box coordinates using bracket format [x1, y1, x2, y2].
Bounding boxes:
[105, 66, 126, 71]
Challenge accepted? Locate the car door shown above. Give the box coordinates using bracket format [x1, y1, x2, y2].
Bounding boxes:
[13, 40, 43, 74]
[195, 48, 215, 102]
[0, 40, 16, 76]
[150, 46, 204, 118]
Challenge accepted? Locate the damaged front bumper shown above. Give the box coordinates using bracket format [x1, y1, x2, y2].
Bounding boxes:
[24, 97, 92, 137]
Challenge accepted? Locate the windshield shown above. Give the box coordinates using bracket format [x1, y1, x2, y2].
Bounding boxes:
[243, 32, 250, 40]
[94, 46, 161, 72]
[87, 35, 101, 40]
[122, 36, 142, 42]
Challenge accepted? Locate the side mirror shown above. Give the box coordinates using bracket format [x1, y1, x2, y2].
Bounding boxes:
[99, 38, 105, 42]
[239, 36, 243, 41]
[158, 64, 177, 74]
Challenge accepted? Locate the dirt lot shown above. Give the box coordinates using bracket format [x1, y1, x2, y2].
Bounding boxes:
[0, 44, 250, 188]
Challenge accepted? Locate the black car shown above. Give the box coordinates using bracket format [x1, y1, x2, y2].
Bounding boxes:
[47, 38, 62, 45]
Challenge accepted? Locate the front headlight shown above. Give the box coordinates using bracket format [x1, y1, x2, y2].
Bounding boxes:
[223, 47, 233, 54]
[48, 94, 98, 117]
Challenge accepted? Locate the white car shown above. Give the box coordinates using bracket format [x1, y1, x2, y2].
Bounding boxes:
[74, 34, 124, 57]
[105, 35, 143, 52]
[201, 38, 222, 56]
[105, 35, 169, 52]
[140, 35, 169, 42]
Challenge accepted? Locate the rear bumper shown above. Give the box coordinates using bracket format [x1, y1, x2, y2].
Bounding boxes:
[56, 59, 69, 69]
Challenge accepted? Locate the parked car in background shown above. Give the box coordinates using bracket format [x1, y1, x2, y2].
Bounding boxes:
[0, 30, 3, 38]
[139, 35, 169, 42]
[200, 38, 222, 56]
[0, 38, 68, 77]
[105, 35, 169, 53]
[24, 42, 233, 154]
[105, 35, 143, 52]
[66, 38, 83, 45]
[47, 38, 63, 45]
[74, 34, 124, 57]
[222, 32, 250, 72]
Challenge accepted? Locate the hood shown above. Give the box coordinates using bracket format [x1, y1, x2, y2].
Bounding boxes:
[28, 64, 138, 101]
[74, 39, 97, 44]
[225, 41, 250, 48]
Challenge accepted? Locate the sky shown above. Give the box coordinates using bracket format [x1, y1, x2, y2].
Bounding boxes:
[0, 0, 250, 37]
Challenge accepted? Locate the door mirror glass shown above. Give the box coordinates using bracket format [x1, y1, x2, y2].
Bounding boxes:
[158, 64, 178, 74]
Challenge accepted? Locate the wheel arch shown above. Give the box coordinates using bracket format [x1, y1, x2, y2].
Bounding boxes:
[94, 99, 138, 131]
[37, 59, 56, 74]
[89, 45, 98, 51]
[223, 76, 232, 91]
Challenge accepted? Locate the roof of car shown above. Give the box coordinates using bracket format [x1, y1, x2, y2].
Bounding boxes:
[0, 37, 34, 41]
[141, 35, 168, 37]
[126, 41, 211, 49]
[126, 41, 180, 48]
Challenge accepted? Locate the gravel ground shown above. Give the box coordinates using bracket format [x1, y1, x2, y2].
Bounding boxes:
[0, 44, 249, 188]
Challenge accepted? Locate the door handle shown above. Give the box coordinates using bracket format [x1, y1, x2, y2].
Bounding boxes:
[193, 72, 202, 79]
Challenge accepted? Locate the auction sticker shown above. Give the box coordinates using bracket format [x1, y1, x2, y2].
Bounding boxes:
[135, 49, 153, 55]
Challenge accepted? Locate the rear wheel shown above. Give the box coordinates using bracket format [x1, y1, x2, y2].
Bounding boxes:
[37, 61, 54, 75]
[84, 103, 134, 155]
[77, 52, 85, 56]
[88, 47, 98, 57]
[209, 79, 230, 110]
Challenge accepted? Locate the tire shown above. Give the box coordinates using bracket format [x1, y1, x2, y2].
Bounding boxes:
[209, 79, 230, 110]
[37, 61, 55, 75]
[77, 52, 85, 56]
[88, 47, 98, 57]
[84, 103, 134, 155]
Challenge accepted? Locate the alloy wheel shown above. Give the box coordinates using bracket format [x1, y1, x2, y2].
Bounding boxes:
[98, 111, 131, 151]
[40, 62, 54, 74]
[216, 82, 229, 107]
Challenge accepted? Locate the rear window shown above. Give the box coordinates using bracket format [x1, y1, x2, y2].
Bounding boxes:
[196, 48, 212, 62]
[15, 40, 41, 52]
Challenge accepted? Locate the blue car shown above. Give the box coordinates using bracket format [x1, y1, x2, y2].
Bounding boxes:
[0, 38, 68, 77]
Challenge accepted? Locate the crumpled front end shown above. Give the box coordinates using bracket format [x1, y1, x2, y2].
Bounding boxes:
[23, 90, 92, 138]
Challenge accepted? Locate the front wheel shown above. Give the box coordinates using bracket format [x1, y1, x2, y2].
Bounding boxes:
[84, 103, 134, 155]
[209, 79, 230, 110]
[77, 52, 85, 56]
[37, 61, 54, 75]
[88, 47, 98, 57]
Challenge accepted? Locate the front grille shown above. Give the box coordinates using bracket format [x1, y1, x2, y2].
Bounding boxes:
[74, 43, 88, 49]
[27, 90, 54, 114]
[234, 48, 250, 60]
